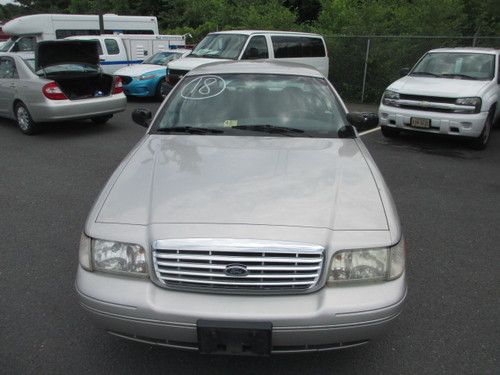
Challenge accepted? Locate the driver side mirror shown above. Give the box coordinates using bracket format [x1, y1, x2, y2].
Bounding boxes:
[132, 108, 152, 128]
[346, 112, 379, 132]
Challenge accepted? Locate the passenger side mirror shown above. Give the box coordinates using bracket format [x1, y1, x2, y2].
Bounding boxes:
[346, 112, 379, 132]
[132, 108, 152, 128]
[399, 67, 410, 77]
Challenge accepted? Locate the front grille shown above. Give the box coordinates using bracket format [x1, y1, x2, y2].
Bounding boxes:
[168, 69, 189, 77]
[119, 75, 132, 85]
[399, 94, 456, 103]
[152, 239, 324, 294]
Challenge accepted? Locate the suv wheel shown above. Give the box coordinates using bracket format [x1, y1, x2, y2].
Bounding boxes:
[470, 110, 493, 150]
[15, 102, 38, 135]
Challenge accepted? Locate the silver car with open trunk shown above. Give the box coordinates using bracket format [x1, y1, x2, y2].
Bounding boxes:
[76, 61, 406, 355]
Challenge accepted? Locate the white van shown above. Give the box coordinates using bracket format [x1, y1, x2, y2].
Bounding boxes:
[167, 30, 329, 84]
[0, 13, 159, 57]
[66, 35, 187, 74]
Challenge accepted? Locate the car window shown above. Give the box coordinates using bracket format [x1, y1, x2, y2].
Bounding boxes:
[242, 36, 269, 60]
[272, 36, 326, 58]
[15, 37, 36, 52]
[104, 39, 120, 55]
[154, 73, 345, 138]
[0, 57, 18, 79]
[143, 52, 183, 65]
[412, 52, 495, 80]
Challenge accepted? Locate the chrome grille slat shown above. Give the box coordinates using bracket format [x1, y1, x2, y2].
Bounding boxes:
[151, 239, 325, 294]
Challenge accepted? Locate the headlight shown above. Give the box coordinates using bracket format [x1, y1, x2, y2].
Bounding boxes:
[78, 233, 147, 275]
[138, 74, 158, 80]
[382, 90, 400, 107]
[455, 97, 481, 113]
[327, 238, 405, 284]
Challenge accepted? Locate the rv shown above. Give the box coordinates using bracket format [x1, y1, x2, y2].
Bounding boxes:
[0, 13, 159, 57]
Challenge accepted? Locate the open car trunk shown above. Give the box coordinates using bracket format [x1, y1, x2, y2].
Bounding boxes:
[36, 40, 115, 100]
[50, 73, 114, 100]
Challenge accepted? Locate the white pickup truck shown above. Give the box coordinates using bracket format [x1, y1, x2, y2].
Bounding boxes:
[66, 34, 187, 74]
[379, 47, 499, 149]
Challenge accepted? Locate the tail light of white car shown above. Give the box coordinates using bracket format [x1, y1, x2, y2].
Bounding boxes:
[42, 82, 68, 100]
[112, 76, 124, 95]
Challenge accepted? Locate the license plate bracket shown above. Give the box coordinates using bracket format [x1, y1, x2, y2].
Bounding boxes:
[410, 117, 431, 129]
[197, 320, 272, 356]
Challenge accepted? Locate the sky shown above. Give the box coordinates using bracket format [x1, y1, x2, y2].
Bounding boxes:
[0, 0, 15, 5]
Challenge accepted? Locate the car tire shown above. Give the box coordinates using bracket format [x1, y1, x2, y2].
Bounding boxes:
[15, 102, 38, 135]
[470, 110, 493, 150]
[381, 125, 400, 138]
[155, 78, 171, 101]
[91, 115, 113, 124]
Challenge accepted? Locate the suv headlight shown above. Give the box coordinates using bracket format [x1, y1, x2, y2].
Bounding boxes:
[327, 238, 405, 284]
[455, 97, 481, 113]
[382, 90, 400, 107]
[79, 233, 147, 275]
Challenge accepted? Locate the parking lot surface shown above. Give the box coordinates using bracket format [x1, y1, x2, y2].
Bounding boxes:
[0, 100, 498, 374]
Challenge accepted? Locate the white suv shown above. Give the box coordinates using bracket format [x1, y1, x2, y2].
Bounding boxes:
[379, 48, 499, 149]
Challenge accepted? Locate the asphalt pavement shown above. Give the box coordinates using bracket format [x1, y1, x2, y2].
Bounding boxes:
[0, 99, 498, 374]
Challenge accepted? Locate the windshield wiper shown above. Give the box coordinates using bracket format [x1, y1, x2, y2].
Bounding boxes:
[156, 126, 224, 135]
[439, 73, 480, 80]
[410, 71, 440, 77]
[231, 124, 306, 136]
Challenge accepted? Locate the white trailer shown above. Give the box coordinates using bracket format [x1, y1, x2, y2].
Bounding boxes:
[66, 34, 187, 74]
[0, 13, 159, 57]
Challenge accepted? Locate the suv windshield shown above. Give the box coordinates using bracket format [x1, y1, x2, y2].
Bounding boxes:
[153, 73, 345, 138]
[190, 34, 248, 59]
[143, 51, 183, 65]
[411, 52, 495, 80]
[0, 38, 17, 52]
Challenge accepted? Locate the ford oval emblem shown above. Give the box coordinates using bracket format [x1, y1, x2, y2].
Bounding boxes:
[224, 264, 248, 277]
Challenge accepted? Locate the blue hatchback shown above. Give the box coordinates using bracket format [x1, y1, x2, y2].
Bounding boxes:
[115, 50, 190, 100]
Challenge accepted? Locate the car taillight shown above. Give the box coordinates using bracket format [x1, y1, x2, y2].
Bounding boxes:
[112, 76, 123, 94]
[42, 82, 67, 100]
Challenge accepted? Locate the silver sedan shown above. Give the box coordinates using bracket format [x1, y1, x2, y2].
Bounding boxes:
[77, 61, 406, 355]
[0, 41, 127, 135]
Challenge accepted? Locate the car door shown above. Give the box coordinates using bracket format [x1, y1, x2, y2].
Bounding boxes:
[0, 56, 18, 116]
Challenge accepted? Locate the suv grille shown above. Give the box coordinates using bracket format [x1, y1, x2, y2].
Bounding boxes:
[152, 239, 324, 294]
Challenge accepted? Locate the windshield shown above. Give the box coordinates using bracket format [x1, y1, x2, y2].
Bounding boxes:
[35, 63, 99, 75]
[411, 52, 495, 80]
[0, 37, 17, 52]
[190, 34, 248, 59]
[153, 73, 345, 138]
[143, 51, 183, 65]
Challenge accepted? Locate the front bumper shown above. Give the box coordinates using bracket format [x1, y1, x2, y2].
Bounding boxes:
[76, 266, 406, 353]
[123, 78, 160, 97]
[379, 103, 488, 138]
[30, 94, 127, 123]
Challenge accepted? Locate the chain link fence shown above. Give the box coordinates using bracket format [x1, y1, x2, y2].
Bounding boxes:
[324, 35, 500, 104]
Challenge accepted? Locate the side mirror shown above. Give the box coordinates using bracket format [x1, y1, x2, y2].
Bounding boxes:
[399, 67, 410, 77]
[132, 108, 152, 128]
[346, 112, 379, 132]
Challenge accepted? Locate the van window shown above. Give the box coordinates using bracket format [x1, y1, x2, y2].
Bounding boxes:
[0, 57, 18, 79]
[56, 29, 154, 39]
[104, 39, 120, 55]
[14, 37, 36, 52]
[272, 36, 326, 58]
[242, 36, 269, 60]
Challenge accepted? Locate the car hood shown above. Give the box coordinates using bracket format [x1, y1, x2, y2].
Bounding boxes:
[389, 75, 489, 97]
[115, 64, 165, 77]
[35, 40, 100, 71]
[167, 56, 230, 72]
[96, 135, 388, 231]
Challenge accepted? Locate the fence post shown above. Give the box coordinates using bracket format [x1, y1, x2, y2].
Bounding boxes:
[361, 38, 371, 103]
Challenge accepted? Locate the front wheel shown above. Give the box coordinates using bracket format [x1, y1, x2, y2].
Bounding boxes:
[91, 115, 113, 124]
[469, 111, 493, 150]
[15, 102, 38, 135]
[381, 125, 400, 138]
[155, 78, 171, 101]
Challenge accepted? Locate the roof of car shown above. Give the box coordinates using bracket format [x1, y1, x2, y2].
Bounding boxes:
[210, 30, 323, 38]
[187, 60, 325, 78]
[428, 47, 499, 55]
